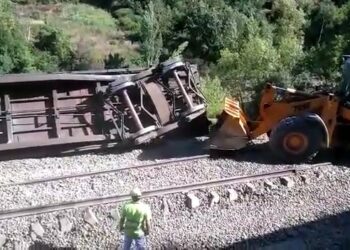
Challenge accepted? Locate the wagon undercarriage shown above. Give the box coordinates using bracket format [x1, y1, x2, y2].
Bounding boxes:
[0, 58, 208, 155]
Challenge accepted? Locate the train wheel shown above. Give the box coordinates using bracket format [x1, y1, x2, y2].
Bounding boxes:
[269, 116, 323, 163]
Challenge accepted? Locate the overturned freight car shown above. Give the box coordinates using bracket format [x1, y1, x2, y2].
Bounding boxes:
[0, 58, 208, 155]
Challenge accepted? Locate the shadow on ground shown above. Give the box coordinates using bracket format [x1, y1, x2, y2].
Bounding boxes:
[24, 211, 350, 249]
[210, 142, 350, 167]
[0, 141, 135, 162]
[137, 137, 209, 161]
[220, 210, 350, 250]
[209, 143, 281, 165]
[0, 133, 207, 162]
[0, 137, 208, 162]
[29, 242, 76, 250]
[0, 133, 350, 168]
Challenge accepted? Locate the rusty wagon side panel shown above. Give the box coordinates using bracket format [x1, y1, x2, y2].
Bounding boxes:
[0, 73, 131, 151]
[0, 59, 208, 154]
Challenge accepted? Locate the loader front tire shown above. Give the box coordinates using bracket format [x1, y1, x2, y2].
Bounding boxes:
[269, 116, 323, 163]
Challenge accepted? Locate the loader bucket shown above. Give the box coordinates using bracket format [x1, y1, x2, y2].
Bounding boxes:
[209, 98, 250, 150]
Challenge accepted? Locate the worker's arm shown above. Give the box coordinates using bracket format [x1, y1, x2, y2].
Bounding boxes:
[119, 206, 126, 232]
[144, 217, 151, 235]
[143, 206, 152, 235]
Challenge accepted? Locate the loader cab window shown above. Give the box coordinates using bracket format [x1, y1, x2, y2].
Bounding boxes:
[339, 55, 350, 99]
[274, 89, 285, 102]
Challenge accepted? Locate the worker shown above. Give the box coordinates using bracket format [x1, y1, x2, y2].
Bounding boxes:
[119, 187, 152, 250]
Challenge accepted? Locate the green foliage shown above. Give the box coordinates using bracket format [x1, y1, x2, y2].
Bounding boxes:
[205, 0, 306, 104]
[277, 35, 304, 73]
[5, 0, 350, 116]
[113, 8, 141, 38]
[139, 0, 163, 66]
[12, 0, 79, 4]
[33, 51, 60, 72]
[170, 41, 188, 58]
[34, 25, 74, 69]
[214, 33, 304, 99]
[271, 0, 306, 40]
[109, 0, 148, 12]
[302, 1, 350, 80]
[0, 0, 35, 73]
[37, 2, 141, 70]
[223, 39, 278, 84]
[201, 76, 226, 118]
[177, 0, 242, 61]
[60, 3, 116, 31]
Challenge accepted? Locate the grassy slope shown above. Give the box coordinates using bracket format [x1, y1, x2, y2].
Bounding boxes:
[15, 3, 140, 69]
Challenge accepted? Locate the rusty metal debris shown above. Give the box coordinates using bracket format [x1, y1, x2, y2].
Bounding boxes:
[0, 57, 208, 154]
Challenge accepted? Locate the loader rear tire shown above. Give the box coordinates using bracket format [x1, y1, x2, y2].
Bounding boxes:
[269, 116, 323, 163]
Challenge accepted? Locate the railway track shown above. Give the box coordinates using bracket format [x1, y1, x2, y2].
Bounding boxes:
[0, 162, 330, 220]
[0, 154, 210, 187]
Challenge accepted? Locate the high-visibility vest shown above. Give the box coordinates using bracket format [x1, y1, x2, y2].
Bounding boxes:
[121, 201, 152, 238]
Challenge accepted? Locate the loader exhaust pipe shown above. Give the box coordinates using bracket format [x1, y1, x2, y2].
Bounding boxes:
[272, 85, 318, 98]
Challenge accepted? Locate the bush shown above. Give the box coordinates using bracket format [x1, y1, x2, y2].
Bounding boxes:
[127, 54, 147, 67]
[72, 48, 105, 70]
[201, 76, 226, 118]
[34, 25, 74, 69]
[12, 0, 79, 3]
[104, 53, 128, 68]
[33, 51, 60, 72]
[171, 0, 242, 62]
[214, 37, 279, 95]
[0, 0, 35, 73]
[113, 8, 141, 37]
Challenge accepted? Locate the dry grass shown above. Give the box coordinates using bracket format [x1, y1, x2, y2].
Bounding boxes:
[15, 2, 141, 69]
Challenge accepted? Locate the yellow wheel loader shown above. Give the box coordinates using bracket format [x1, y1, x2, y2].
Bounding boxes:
[210, 55, 350, 163]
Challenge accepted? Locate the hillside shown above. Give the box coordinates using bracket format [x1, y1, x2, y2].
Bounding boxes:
[14, 2, 140, 70]
[1, 0, 350, 117]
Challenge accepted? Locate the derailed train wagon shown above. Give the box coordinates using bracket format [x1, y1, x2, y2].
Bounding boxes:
[0, 57, 208, 154]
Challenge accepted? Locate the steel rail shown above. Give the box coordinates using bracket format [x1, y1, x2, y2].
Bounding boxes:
[1, 154, 210, 187]
[0, 162, 331, 220]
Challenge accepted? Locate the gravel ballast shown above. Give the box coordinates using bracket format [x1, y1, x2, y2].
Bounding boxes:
[0, 138, 349, 249]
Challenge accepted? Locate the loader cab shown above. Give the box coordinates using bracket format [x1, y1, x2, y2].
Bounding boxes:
[339, 55, 350, 100]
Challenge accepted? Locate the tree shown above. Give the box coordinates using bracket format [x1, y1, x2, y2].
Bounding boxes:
[34, 25, 74, 70]
[139, 0, 163, 66]
[177, 0, 241, 62]
[302, 1, 350, 79]
[0, 0, 35, 73]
